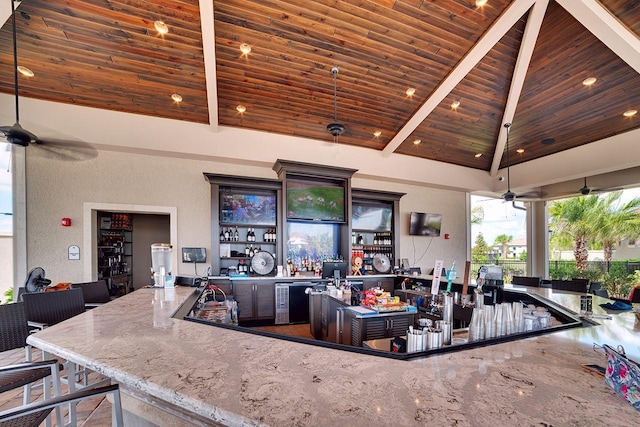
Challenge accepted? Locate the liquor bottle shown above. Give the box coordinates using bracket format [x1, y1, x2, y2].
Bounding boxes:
[249, 244, 254, 257]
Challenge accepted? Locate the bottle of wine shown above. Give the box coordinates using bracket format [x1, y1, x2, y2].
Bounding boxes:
[234, 226, 239, 241]
[245, 244, 250, 257]
[224, 227, 230, 241]
[220, 229, 225, 242]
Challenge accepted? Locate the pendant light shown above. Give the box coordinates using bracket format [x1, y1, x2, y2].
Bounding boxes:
[326, 67, 346, 140]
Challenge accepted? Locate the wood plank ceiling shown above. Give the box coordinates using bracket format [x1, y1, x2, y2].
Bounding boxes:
[0, 0, 638, 173]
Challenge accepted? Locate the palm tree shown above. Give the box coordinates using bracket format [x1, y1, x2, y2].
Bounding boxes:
[592, 192, 640, 262]
[471, 205, 485, 225]
[548, 195, 600, 272]
[493, 234, 513, 259]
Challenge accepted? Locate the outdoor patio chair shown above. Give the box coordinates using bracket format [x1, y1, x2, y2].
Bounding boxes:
[71, 280, 111, 308]
[0, 302, 63, 426]
[0, 383, 123, 427]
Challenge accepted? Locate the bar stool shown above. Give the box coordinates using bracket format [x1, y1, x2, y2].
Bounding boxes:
[0, 302, 62, 427]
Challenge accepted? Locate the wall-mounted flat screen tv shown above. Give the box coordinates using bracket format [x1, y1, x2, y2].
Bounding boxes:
[286, 179, 345, 222]
[409, 212, 442, 237]
[352, 203, 392, 231]
[182, 247, 206, 263]
[220, 191, 276, 225]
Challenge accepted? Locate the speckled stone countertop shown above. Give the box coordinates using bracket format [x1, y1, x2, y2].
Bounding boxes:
[27, 286, 640, 426]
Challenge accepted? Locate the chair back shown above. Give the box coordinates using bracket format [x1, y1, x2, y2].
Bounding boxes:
[512, 276, 541, 287]
[594, 289, 609, 298]
[22, 288, 86, 327]
[0, 302, 30, 353]
[71, 280, 111, 304]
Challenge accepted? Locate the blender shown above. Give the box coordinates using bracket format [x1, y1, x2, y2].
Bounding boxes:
[151, 243, 173, 287]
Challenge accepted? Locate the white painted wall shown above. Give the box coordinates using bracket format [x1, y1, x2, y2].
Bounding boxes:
[24, 148, 468, 284]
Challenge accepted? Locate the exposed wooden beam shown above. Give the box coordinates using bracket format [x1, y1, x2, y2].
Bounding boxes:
[556, 0, 640, 74]
[490, 0, 549, 176]
[200, 0, 218, 130]
[382, 0, 537, 157]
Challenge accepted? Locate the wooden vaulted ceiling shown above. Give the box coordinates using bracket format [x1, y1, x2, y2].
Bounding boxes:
[0, 0, 639, 174]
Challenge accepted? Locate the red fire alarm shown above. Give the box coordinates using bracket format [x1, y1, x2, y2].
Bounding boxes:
[444, 233, 450, 240]
[61, 218, 71, 227]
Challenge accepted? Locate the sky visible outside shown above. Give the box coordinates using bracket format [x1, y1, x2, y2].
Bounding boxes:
[471, 187, 640, 247]
[0, 143, 10, 233]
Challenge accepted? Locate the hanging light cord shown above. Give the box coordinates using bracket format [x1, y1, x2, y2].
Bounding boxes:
[11, 0, 20, 124]
[504, 122, 511, 192]
[332, 67, 338, 123]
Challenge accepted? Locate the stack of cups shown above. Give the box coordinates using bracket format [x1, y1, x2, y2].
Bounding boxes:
[436, 320, 452, 345]
[468, 308, 485, 342]
[512, 302, 524, 333]
[484, 305, 495, 339]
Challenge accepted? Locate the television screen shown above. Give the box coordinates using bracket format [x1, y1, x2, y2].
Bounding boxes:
[409, 212, 442, 236]
[286, 179, 345, 222]
[182, 247, 206, 263]
[352, 204, 392, 231]
[220, 191, 276, 225]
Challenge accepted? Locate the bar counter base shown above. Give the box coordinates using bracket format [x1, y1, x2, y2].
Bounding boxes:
[121, 386, 224, 427]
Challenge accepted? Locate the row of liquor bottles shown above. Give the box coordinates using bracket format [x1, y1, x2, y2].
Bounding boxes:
[219, 226, 277, 243]
[351, 246, 394, 261]
[351, 231, 393, 246]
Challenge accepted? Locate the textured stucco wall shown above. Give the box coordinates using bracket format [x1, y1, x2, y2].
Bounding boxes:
[24, 148, 467, 284]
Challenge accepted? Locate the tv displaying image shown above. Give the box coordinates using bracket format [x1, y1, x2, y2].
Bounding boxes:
[220, 192, 276, 225]
[182, 247, 206, 263]
[409, 212, 442, 237]
[286, 180, 345, 222]
[352, 204, 392, 231]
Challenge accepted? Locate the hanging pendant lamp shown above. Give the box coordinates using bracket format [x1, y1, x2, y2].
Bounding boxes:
[326, 67, 346, 140]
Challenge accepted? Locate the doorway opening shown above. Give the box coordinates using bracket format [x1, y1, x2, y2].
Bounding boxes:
[83, 203, 177, 290]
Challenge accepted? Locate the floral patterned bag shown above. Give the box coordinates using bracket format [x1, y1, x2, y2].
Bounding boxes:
[604, 344, 640, 411]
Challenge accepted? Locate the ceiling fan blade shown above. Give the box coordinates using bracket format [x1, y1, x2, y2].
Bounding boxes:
[31, 138, 99, 161]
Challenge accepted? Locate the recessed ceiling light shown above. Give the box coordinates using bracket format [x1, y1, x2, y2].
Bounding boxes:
[236, 104, 247, 113]
[451, 100, 460, 109]
[406, 88, 416, 97]
[171, 93, 182, 103]
[240, 43, 252, 55]
[476, 0, 488, 7]
[582, 77, 597, 86]
[413, 139, 421, 145]
[623, 109, 637, 117]
[474, 153, 482, 158]
[516, 148, 525, 154]
[17, 66, 34, 77]
[154, 21, 169, 35]
[373, 130, 382, 138]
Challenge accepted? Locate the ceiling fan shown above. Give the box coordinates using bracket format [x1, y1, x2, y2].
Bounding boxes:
[577, 177, 622, 196]
[0, 0, 38, 146]
[326, 66, 346, 141]
[501, 122, 538, 203]
[0, 1, 97, 160]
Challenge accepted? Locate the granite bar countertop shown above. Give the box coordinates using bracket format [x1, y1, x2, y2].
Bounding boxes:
[27, 286, 639, 426]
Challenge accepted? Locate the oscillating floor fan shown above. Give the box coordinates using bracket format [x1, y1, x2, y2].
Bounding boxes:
[24, 267, 52, 293]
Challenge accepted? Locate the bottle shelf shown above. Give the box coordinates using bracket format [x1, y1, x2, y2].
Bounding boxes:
[219, 240, 276, 245]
